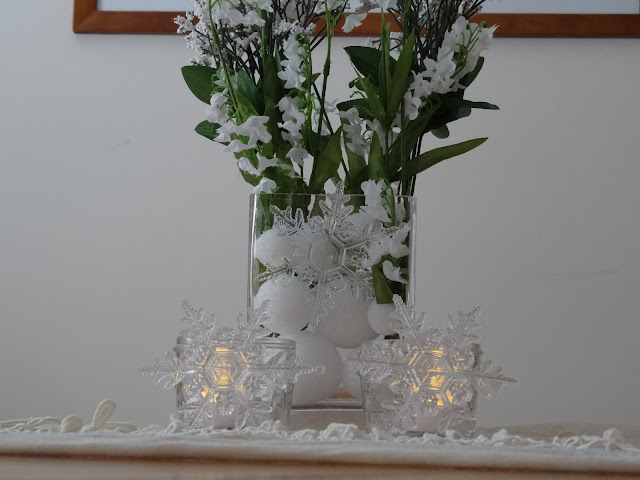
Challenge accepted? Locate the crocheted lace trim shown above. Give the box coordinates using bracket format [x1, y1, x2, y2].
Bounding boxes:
[1, 399, 638, 457]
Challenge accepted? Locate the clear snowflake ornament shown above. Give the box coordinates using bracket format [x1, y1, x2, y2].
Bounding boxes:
[251, 183, 413, 329]
[140, 300, 323, 430]
[349, 295, 516, 436]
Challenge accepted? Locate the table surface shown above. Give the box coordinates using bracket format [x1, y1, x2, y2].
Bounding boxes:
[2, 456, 640, 480]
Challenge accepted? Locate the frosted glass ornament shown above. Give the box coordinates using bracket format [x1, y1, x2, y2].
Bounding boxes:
[280, 331, 342, 405]
[254, 229, 292, 268]
[314, 289, 378, 349]
[341, 355, 363, 401]
[367, 302, 396, 336]
[254, 276, 310, 334]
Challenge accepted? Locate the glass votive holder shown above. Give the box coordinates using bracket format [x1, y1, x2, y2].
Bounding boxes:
[174, 336, 295, 429]
[357, 339, 482, 436]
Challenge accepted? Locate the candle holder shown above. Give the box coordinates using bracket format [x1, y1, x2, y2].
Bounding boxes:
[349, 296, 515, 437]
[141, 300, 322, 430]
[358, 340, 482, 436]
[174, 336, 297, 429]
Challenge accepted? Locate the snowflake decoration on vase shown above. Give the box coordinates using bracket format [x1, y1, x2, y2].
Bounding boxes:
[349, 295, 516, 436]
[254, 182, 411, 328]
[140, 300, 323, 430]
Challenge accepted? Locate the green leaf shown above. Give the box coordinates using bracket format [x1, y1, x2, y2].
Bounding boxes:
[234, 91, 259, 118]
[237, 70, 264, 114]
[386, 31, 416, 124]
[372, 264, 394, 304]
[307, 130, 330, 158]
[425, 93, 472, 133]
[388, 101, 439, 175]
[336, 99, 375, 121]
[345, 144, 366, 178]
[239, 169, 260, 187]
[194, 121, 219, 141]
[344, 46, 396, 87]
[441, 97, 499, 111]
[358, 77, 386, 123]
[431, 125, 449, 139]
[344, 166, 370, 194]
[378, 22, 391, 109]
[262, 56, 282, 104]
[309, 128, 343, 193]
[398, 137, 488, 180]
[181, 65, 216, 104]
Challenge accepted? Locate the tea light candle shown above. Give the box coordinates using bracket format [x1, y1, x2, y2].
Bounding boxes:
[200, 387, 237, 429]
[416, 411, 444, 433]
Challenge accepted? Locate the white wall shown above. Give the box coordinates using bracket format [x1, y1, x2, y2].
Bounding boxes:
[1, 0, 639, 428]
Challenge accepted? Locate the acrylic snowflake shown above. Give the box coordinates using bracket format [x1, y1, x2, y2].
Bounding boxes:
[140, 300, 322, 430]
[349, 295, 516, 436]
[255, 183, 409, 327]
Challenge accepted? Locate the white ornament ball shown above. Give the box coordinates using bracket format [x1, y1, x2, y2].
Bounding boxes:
[280, 331, 342, 405]
[367, 302, 397, 336]
[254, 276, 309, 334]
[253, 229, 292, 267]
[314, 289, 378, 349]
[341, 354, 363, 401]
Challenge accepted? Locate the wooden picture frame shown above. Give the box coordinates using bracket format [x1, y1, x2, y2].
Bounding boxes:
[73, 0, 640, 37]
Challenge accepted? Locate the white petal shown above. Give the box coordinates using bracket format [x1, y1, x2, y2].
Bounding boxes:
[252, 178, 277, 194]
[382, 260, 407, 284]
[342, 13, 367, 33]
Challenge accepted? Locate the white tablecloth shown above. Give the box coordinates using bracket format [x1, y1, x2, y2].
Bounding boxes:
[1, 400, 639, 474]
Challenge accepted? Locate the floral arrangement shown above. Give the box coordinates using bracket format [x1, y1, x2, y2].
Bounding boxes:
[174, 1, 499, 391]
[176, 0, 498, 197]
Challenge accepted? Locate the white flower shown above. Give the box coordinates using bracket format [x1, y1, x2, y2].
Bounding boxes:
[234, 115, 272, 145]
[337, 107, 361, 125]
[355, 0, 377, 14]
[216, 115, 272, 152]
[278, 33, 306, 90]
[237, 157, 258, 175]
[253, 0, 274, 13]
[253, 177, 277, 194]
[361, 178, 383, 196]
[238, 155, 278, 176]
[315, 0, 346, 14]
[342, 13, 367, 33]
[403, 91, 421, 121]
[211, 3, 265, 27]
[365, 238, 390, 267]
[388, 223, 411, 258]
[364, 223, 411, 267]
[372, 0, 397, 10]
[206, 90, 229, 125]
[365, 118, 386, 144]
[360, 179, 391, 223]
[440, 17, 497, 79]
[382, 260, 407, 284]
[286, 147, 309, 166]
[278, 66, 304, 90]
[338, 108, 368, 156]
[344, 123, 368, 156]
[214, 120, 235, 143]
[225, 139, 250, 153]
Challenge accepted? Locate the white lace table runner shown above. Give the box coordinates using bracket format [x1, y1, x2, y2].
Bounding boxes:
[2, 400, 640, 474]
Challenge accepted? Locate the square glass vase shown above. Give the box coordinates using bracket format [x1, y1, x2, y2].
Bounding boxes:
[248, 190, 417, 408]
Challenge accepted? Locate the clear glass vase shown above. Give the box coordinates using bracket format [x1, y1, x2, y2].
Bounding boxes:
[174, 336, 295, 429]
[248, 189, 417, 404]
